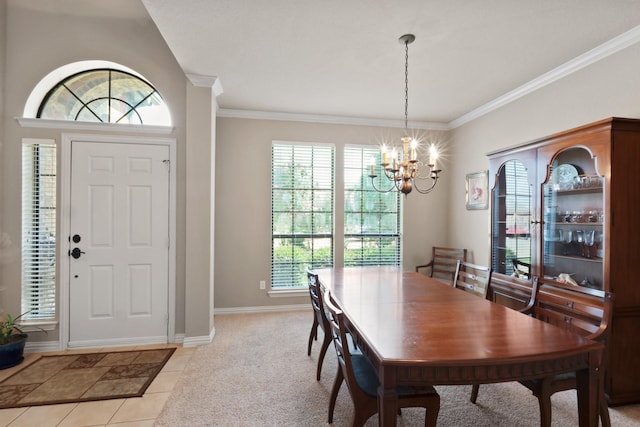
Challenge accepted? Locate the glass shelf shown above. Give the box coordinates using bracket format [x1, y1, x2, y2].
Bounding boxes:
[546, 253, 602, 263]
[547, 222, 603, 226]
[552, 187, 603, 196]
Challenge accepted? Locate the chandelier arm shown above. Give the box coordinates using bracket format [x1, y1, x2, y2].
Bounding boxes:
[412, 174, 440, 194]
[382, 167, 400, 181]
[369, 176, 401, 193]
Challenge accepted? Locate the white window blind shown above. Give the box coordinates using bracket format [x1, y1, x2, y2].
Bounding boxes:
[344, 146, 401, 266]
[271, 143, 334, 288]
[21, 142, 57, 320]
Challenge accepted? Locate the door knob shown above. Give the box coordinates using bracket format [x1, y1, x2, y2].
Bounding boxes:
[70, 247, 85, 259]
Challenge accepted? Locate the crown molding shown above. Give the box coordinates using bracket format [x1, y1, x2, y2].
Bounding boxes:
[217, 108, 451, 131]
[449, 24, 640, 129]
[186, 73, 224, 97]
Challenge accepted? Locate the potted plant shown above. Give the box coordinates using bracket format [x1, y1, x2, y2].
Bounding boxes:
[0, 311, 29, 369]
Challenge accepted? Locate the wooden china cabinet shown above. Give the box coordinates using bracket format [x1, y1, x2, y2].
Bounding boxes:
[488, 117, 640, 406]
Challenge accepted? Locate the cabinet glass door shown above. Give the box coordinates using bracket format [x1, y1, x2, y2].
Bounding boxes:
[491, 160, 532, 278]
[542, 147, 604, 289]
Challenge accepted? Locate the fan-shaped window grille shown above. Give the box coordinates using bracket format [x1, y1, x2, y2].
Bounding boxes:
[37, 69, 170, 125]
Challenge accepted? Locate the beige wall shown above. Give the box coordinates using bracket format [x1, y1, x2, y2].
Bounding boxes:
[1, 1, 188, 339]
[214, 118, 450, 309]
[448, 43, 640, 268]
[184, 81, 216, 338]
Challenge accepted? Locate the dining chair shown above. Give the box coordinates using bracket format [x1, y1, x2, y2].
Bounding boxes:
[470, 273, 538, 402]
[306, 268, 332, 381]
[511, 258, 532, 279]
[472, 278, 613, 427]
[452, 260, 492, 298]
[415, 246, 467, 284]
[485, 272, 538, 312]
[323, 289, 440, 427]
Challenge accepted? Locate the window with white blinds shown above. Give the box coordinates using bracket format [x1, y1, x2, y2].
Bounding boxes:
[21, 141, 57, 320]
[344, 146, 401, 266]
[271, 143, 334, 288]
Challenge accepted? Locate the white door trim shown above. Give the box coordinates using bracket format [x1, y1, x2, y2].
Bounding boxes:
[59, 133, 176, 350]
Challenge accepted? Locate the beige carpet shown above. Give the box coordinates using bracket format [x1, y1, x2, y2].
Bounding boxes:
[0, 348, 175, 409]
[155, 311, 640, 426]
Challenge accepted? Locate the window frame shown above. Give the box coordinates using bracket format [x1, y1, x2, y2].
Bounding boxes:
[36, 68, 171, 126]
[343, 145, 402, 267]
[21, 139, 57, 321]
[271, 141, 335, 289]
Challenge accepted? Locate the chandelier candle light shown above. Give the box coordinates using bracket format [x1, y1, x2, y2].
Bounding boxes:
[369, 34, 441, 195]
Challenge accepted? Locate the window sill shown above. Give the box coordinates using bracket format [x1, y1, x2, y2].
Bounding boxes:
[267, 288, 307, 298]
[17, 117, 174, 135]
[17, 320, 58, 332]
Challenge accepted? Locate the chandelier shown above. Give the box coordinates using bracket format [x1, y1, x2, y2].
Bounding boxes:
[369, 34, 441, 195]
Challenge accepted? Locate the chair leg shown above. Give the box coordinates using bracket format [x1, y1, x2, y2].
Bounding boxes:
[307, 317, 318, 356]
[599, 395, 611, 427]
[424, 395, 440, 427]
[316, 329, 332, 380]
[536, 394, 552, 427]
[352, 411, 372, 427]
[328, 367, 343, 423]
[470, 384, 480, 403]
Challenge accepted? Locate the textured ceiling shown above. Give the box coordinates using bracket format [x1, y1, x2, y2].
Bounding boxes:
[20, 0, 640, 128]
[141, 0, 640, 128]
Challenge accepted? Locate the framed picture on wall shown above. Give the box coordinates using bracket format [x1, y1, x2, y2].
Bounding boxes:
[466, 170, 489, 210]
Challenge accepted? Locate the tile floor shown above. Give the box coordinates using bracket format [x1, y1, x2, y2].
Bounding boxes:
[0, 344, 195, 427]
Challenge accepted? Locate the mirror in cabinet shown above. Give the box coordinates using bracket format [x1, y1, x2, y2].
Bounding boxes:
[542, 147, 604, 289]
[491, 160, 533, 278]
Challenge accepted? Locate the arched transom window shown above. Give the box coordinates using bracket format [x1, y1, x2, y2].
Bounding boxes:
[37, 68, 171, 125]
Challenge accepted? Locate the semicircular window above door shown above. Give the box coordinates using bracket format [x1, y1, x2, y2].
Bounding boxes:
[37, 68, 171, 126]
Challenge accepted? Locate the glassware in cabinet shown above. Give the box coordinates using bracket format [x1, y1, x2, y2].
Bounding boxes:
[541, 147, 604, 289]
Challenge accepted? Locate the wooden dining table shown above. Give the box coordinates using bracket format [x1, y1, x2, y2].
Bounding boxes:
[316, 266, 604, 427]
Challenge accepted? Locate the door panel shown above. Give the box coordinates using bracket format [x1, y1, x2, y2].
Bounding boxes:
[69, 141, 169, 347]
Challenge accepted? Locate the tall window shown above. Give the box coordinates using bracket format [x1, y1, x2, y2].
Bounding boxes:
[37, 69, 171, 126]
[344, 146, 401, 266]
[271, 143, 334, 288]
[21, 141, 57, 320]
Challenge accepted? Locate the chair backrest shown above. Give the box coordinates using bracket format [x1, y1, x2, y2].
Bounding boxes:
[487, 272, 538, 313]
[307, 268, 328, 330]
[511, 258, 532, 279]
[533, 278, 614, 343]
[323, 288, 361, 394]
[417, 246, 467, 282]
[452, 260, 492, 298]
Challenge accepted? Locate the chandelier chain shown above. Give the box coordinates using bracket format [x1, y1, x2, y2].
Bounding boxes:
[404, 39, 409, 131]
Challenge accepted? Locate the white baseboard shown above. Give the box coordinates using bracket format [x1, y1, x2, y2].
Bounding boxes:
[214, 303, 309, 314]
[182, 326, 216, 347]
[67, 335, 169, 349]
[25, 340, 60, 353]
[26, 336, 186, 352]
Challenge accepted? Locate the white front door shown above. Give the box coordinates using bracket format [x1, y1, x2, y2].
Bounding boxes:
[68, 140, 170, 348]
